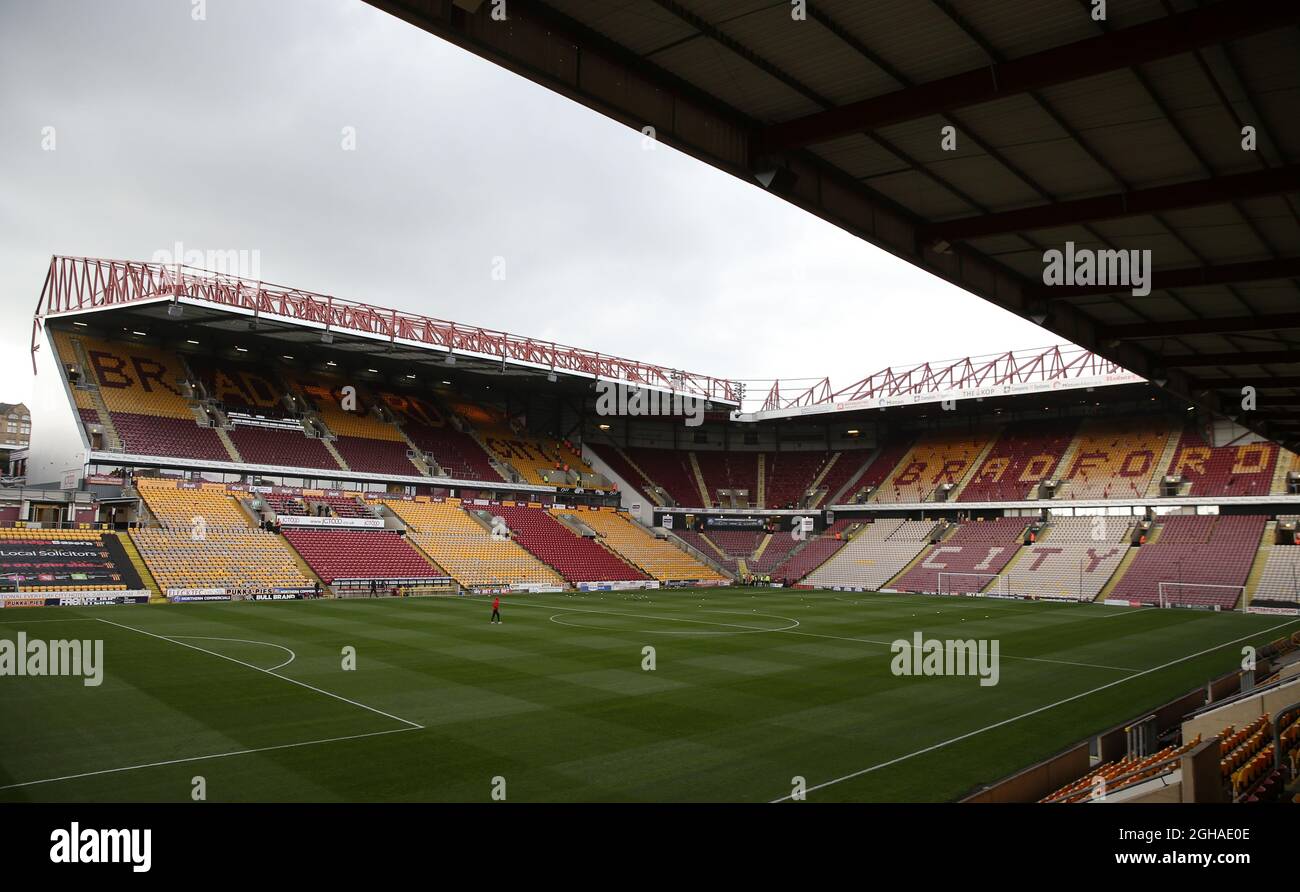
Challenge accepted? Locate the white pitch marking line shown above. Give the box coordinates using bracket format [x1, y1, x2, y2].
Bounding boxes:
[95, 618, 422, 730]
[0, 726, 418, 792]
[769, 616, 1300, 802]
[170, 635, 297, 671]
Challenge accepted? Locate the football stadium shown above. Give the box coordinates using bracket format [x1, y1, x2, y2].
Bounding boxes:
[2, 1, 1300, 858]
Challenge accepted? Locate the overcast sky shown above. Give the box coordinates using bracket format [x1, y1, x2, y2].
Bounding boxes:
[0, 0, 1059, 411]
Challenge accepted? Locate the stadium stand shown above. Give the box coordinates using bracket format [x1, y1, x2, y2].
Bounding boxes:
[693, 451, 759, 507]
[381, 497, 563, 589]
[1250, 517, 1300, 609]
[1107, 514, 1266, 609]
[1058, 417, 1170, 500]
[1002, 516, 1135, 601]
[805, 519, 938, 590]
[764, 451, 832, 509]
[808, 449, 872, 507]
[556, 508, 723, 582]
[620, 446, 702, 507]
[770, 534, 848, 583]
[0, 528, 143, 593]
[485, 504, 643, 582]
[71, 337, 231, 460]
[378, 391, 504, 481]
[873, 432, 992, 503]
[958, 420, 1076, 502]
[1039, 738, 1203, 803]
[227, 425, 341, 470]
[835, 441, 914, 505]
[296, 378, 424, 476]
[280, 528, 443, 584]
[131, 479, 315, 594]
[673, 530, 738, 572]
[456, 401, 603, 488]
[1166, 429, 1278, 497]
[747, 532, 802, 575]
[189, 360, 345, 470]
[262, 493, 308, 516]
[891, 517, 1029, 594]
[310, 493, 374, 518]
[586, 443, 661, 502]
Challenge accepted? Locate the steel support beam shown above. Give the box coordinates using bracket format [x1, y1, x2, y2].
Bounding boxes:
[1031, 257, 1300, 299]
[760, 0, 1300, 152]
[1105, 313, 1300, 340]
[1199, 376, 1300, 389]
[923, 164, 1300, 243]
[1164, 351, 1300, 368]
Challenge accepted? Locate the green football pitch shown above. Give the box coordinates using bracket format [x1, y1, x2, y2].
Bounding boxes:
[1, 589, 1295, 802]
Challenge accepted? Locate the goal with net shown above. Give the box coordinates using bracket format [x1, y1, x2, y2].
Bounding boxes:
[1156, 581, 1245, 612]
[937, 572, 1008, 597]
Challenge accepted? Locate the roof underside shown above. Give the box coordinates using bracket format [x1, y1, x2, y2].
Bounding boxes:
[361, 0, 1300, 451]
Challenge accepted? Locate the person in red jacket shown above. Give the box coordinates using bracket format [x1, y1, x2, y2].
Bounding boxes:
[490, 595, 501, 625]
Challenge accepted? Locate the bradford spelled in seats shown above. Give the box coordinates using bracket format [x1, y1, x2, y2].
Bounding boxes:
[1060, 417, 1168, 499]
[959, 421, 1076, 502]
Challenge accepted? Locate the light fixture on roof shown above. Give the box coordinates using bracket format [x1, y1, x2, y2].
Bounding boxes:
[367, 369, 379, 374]
[547, 371, 557, 383]
[406, 374, 416, 379]
[72, 321, 87, 327]
[282, 355, 294, 360]
[320, 331, 333, 344]
[445, 353, 456, 365]
[132, 331, 148, 337]
[441, 380, 451, 385]
[167, 303, 183, 318]
[846, 429, 859, 436]
[186, 339, 200, 345]
[598, 423, 610, 431]
[235, 346, 248, 352]
[326, 360, 337, 367]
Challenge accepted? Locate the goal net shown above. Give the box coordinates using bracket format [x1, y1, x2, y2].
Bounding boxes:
[937, 572, 1007, 597]
[1156, 581, 1245, 612]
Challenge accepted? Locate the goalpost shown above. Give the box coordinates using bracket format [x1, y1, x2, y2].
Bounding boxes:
[937, 572, 1007, 597]
[1156, 581, 1246, 612]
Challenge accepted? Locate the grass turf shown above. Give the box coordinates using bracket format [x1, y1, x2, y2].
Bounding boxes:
[1, 588, 1295, 802]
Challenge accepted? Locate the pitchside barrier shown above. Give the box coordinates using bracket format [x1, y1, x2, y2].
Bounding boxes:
[0, 590, 151, 607]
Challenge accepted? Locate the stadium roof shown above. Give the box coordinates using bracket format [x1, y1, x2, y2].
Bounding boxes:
[361, 0, 1300, 451]
[32, 256, 741, 406]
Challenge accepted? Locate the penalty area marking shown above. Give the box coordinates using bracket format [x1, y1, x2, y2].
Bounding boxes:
[95, 617, 422, 729]
[770, 615, 1300, 802]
